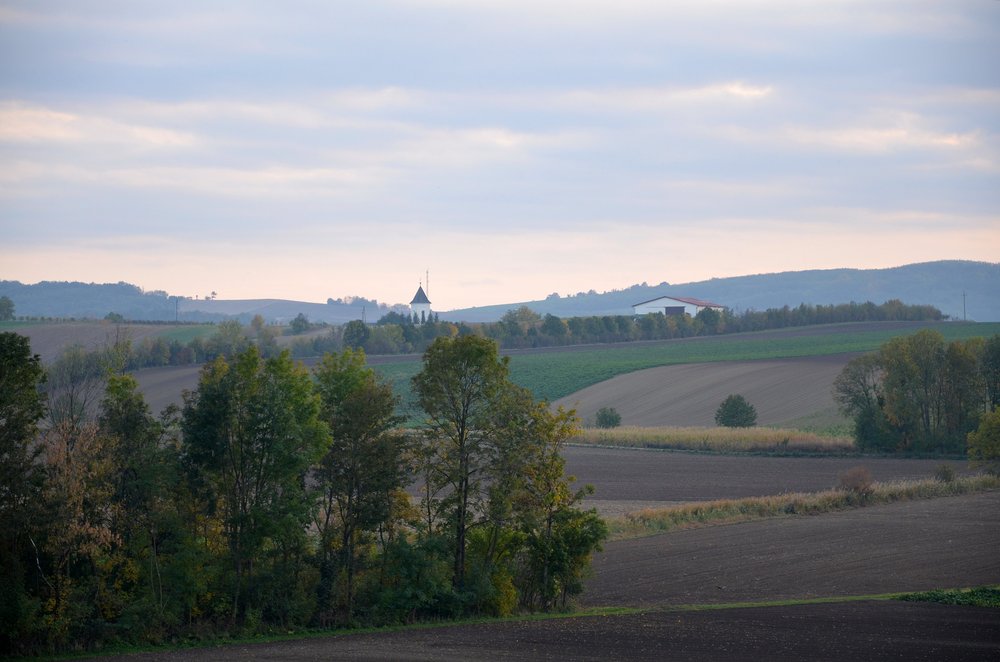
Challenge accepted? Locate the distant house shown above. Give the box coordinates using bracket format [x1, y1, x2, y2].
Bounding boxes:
[632, 295, 725, 317]
[410, 285, 431, 323]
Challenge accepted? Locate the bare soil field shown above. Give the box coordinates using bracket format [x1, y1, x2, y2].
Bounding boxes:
[12, 322, 174, 363]
[132, 364, 203, 413]
[583, 491, 1000, 607]
[555, 354, 852, 428]
[564, 445, 970, 515]
[86, 494, 1000, 661]
[90, 601, 999, 661]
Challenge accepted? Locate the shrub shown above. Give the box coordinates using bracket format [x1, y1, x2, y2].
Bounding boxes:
[595, 407, 622, 429]
[839, 465, 873, 496]
[714, 394, 757, 428]
[934, 464, 956, 483]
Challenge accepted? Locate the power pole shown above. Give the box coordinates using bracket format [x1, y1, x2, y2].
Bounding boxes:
[963, 291, 967, 321]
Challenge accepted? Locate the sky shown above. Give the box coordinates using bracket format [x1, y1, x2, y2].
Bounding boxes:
[1, 1, 998, 311]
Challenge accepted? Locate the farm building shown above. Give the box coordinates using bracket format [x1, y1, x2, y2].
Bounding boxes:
[410, 285, 432, 323]
[632, 295, 725, 317]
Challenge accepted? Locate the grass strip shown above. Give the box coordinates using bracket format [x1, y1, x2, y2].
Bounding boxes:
[897, 586, 1000, 608]
[571, 425, 854, 455]
[606, 474, 1000, 541]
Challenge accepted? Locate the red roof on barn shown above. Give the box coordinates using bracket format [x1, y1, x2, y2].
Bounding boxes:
[632, 295, 724, 308]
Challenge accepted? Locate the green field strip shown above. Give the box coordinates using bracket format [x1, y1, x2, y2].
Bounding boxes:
[374, 322, 1000, 407]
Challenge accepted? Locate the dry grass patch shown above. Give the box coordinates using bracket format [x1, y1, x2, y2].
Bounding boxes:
[606, 474, 1000, 541]
[572, 425, 854, 455]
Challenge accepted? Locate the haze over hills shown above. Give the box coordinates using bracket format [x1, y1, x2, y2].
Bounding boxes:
[2, 260, 998, 324]
[446, 261, 1000, 323]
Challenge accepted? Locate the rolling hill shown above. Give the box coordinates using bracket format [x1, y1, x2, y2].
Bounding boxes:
[444, 260, 1000, 322]
[3, 260, 997, 324]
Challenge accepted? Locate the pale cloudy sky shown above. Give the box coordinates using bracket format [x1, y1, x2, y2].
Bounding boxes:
[1, 1, 998, 310]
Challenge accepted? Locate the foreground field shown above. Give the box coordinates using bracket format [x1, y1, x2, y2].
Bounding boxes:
[583, 491, 1000, 607]
[82, 493, 1000, 662]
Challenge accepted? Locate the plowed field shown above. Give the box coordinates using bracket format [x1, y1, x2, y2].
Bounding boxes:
[554, 354, 852, 428]
[88, 494, 1000, 661]
[563, 445, 971, 515]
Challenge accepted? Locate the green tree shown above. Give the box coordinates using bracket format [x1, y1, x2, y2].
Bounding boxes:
[968, 406, 1000, 474]
[0, 333, 46, 653]
[342, 320, 371, 350]
[511, 403, 606, 610]
[981, 335, 1000, 409]
[879, 330, 946, 450]
[833, 353, 895, 451]
[312, 349, 406, 625]
[411, 336, 511, 590]
[695, 307, 722, 334]
[0, 295, 15, 320]
[715, 394, 757, 427]
[290, 313, 310, 335]
[181, 347, 328, 623]
[595, 407, 621, 428]
[540, 314, 567, 339]
[207, 319, 248, 359]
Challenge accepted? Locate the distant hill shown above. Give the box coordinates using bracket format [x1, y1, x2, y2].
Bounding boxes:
[0, 280, 405, 324]
[443, 261, 1000, 323]
[4, 261, 997, 324]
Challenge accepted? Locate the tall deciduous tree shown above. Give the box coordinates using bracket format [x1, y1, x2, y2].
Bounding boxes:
[0, 333, 46, 652]
[411, 335, 510, 590]
[312, 349, 406, 624]
[181, 347, 327, 622]
[0, 295, 14, 320]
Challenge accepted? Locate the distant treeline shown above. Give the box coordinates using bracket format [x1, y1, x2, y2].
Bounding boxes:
[39, 299, 947, 372]
[323, 299, 946, 356]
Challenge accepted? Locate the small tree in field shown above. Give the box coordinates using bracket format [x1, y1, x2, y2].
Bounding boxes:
[595, 407, 621, 429]
[968, 406, 1000, 475]
[715, 394, 757, 428]
[0, 295, 16, 320]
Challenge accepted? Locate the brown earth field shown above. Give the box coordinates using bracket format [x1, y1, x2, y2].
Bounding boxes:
[85, 493, 1000, 662]
[554, 354, 852, 428]
[12, 322, 177, 364]
[563, 445, 973, 515]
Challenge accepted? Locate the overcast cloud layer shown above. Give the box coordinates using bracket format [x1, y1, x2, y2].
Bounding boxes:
[1, 1, 998, 310]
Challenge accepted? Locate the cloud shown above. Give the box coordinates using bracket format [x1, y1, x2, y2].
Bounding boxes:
[0, 102, 197, 147]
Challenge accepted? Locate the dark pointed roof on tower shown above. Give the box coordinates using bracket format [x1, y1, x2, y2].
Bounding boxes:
[410, 286, 430, 305]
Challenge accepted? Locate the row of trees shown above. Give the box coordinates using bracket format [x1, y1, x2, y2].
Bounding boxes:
[45, 299, 947, 373]
[1, 333, 605, 656]
[834, 331, 1000, 453]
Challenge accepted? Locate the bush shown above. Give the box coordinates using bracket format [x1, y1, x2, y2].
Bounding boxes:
[839, 465, 873, 496]
[714, 394, 757, 428]
[934, 464, 956, 483]
[595, 407, 622, 429]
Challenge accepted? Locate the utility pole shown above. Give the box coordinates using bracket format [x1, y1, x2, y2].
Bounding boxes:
[963, 291, 967, 322]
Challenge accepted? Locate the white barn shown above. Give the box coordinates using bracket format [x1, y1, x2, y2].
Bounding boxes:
[632, 295, 725, 317]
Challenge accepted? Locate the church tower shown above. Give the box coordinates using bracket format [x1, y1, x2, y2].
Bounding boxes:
[410, 284, 431, 324]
